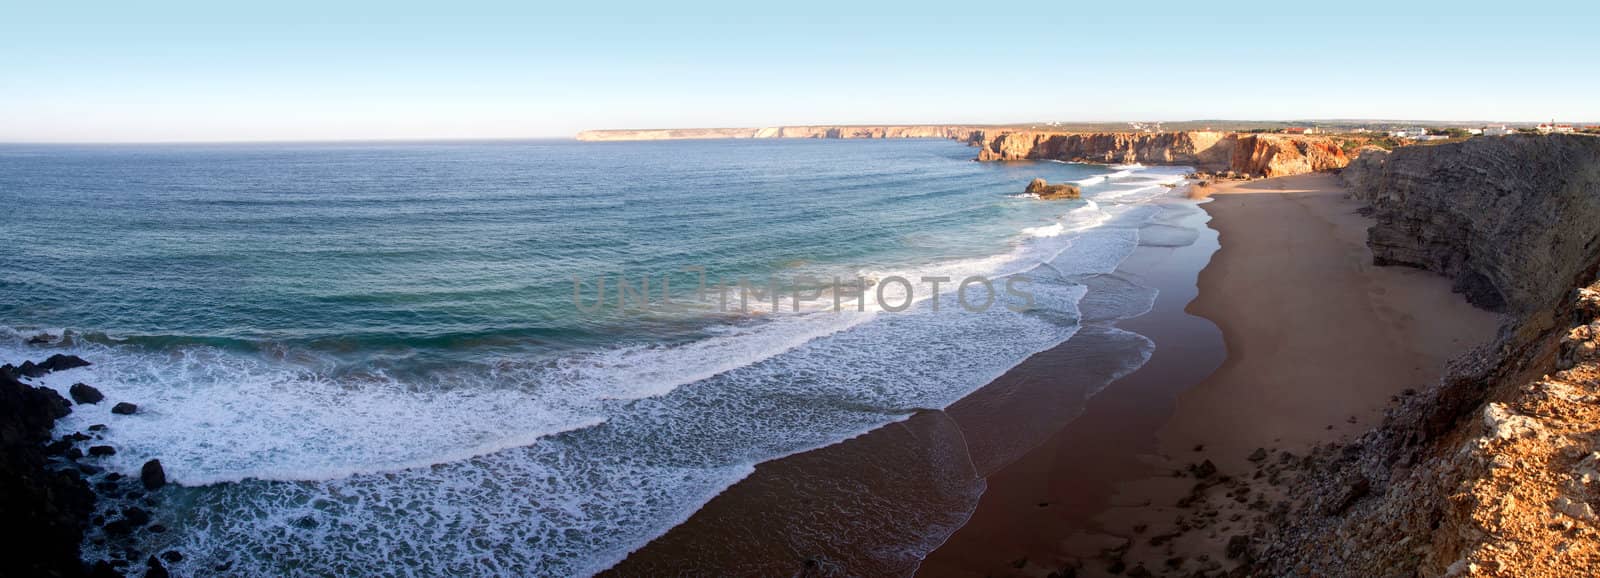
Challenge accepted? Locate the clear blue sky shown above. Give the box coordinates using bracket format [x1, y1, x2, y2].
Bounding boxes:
[2, 0, 1595, 142]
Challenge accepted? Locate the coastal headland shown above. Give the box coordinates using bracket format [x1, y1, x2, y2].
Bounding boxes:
[577, 125, 1355, 178]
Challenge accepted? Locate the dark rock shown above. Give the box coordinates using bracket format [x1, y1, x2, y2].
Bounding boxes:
[141, 459, 167, 491]
[88, 445, 117, 457]
[15, 360, 47, 378]
[66, 447, 83, 459]
[44, 438, 73, 455]
[0, 369, 96, 575]
[145, 555, 170, 578]
[88, 424, 107, 431]
[70, 383, 105, 404]
[66, 431, 91, 442]
[123, 506, 151, 526]
[89, 561, 121, 577]
[148, 524, 167, 533]
[1248, 447, 1267, 462]
[1322, 475, 1371, 515]
[27, 333, 55, 345]
[38, 354, 92, 372]
[160, 550, 182, 563]
[103, 518, 134, 535]
[1226, 534, 1251, 560]
[1191, 459, 1218, 479]
[111, 402, 138, 415]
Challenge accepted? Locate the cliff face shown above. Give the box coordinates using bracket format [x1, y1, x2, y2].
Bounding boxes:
[1346, 135, 1600, 312]
[970, 130, 1350, 177]
[1253, 135, 1600, 577]
[575, 125, 978, 141]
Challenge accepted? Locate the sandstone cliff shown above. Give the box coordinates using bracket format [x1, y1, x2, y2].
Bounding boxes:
[1250, 134, 1600, 577]
[970, 130, 1350, 178]
[575, 125, 978, 141]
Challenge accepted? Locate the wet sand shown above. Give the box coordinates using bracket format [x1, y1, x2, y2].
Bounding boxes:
[921, 173, 1501, 576]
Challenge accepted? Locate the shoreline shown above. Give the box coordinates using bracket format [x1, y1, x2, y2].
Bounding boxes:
[604, 171, 1501, 576]
[924, 173, 1500, 575]
[605, 185, 1223, 575]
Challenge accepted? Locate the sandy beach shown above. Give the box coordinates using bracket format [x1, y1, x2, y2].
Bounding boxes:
[922, 173, 1501, 576]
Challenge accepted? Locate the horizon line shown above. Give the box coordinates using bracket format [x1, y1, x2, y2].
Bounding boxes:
[4, 118, 1596, 146]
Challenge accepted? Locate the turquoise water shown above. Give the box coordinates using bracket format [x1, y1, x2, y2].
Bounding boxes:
[0, 138, 1194, 575]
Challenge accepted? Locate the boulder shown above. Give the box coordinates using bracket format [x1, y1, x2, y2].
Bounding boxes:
[14, 360, 47, 378]
[111, 402, 138, 415]
[123, 506, 151, 527]
[1024, 178, 1082, 200]
[38, 354, 91, 372]
[141, 459, 166, 491]
[145, 555, 170, 578]
[88, 445, 116, 457]
[102, 519, 133, 536]
[69, 383, 105, 405]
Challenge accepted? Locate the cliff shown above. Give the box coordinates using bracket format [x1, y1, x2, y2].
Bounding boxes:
[575, 125, 979, 141]
[1, 368, 98, 577]
[1249, 134, 1600, 577]
[969, 130, 1351, 177]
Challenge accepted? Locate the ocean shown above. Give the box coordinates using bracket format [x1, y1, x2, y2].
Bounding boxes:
[0, 138, 1200, 575]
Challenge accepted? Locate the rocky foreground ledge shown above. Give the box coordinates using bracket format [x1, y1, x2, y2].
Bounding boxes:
[2, 360, 100, 576]
[1239, 134, 1600, 576]
[3, 349, 177, 577]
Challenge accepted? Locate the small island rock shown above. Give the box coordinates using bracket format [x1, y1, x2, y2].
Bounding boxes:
[70, 383, 105, 405]
[1024, 178, 1082, 200]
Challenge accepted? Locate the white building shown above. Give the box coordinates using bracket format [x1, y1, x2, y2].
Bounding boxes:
[1538, 123, 1577, 134]
[1483, 125, 1515, 136]
[1388, 127, 1427, 138]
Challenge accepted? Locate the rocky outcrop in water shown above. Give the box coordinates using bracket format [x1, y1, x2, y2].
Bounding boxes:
[1024, 178, 1081, 199]
[1251, 134, 1600, 577]
[575, 125, 980, 141]
[970, 130, 1351, 177]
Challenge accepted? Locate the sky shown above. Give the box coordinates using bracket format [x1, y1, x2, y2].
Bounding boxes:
[1, 0, 1596, 142]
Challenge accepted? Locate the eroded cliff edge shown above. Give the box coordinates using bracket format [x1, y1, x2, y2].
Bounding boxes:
[967, 130, 1351, 178]
[1247, 134, 1600, 577]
